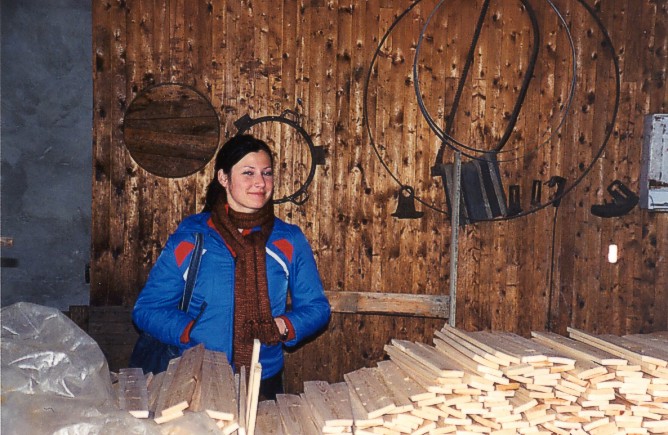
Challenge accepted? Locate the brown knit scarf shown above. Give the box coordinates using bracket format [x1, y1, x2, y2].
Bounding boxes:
[210, 197, 280, 371]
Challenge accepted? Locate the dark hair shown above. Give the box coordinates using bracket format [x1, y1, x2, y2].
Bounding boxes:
[202, 135, 274, 212]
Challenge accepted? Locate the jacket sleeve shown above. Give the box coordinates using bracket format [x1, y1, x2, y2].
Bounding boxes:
[132, 233, 194, 348]
[282, 226, 331, 346]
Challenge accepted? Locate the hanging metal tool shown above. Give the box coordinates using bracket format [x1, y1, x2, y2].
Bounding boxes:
[591, 180, 639, 218]
[392, 186, 424, 219]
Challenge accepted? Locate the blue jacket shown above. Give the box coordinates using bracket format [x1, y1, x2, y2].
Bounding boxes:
[132, 212, 331, 378]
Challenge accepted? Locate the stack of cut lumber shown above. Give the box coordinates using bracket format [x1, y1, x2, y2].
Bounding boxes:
[259, 327, 667, 434]
[116, 341, 263, 435]
[565, 328, 668, 434]
[115, 328, 667, 434]
[375, 326, 581, 433]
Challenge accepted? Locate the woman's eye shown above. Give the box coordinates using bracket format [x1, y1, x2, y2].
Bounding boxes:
[262, 171, 274, 177]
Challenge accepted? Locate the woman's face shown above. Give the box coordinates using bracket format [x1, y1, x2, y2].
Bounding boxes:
[218, 151, 274, 213]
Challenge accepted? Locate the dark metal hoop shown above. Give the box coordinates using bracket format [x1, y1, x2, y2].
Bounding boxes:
[234, 111, 325, 205]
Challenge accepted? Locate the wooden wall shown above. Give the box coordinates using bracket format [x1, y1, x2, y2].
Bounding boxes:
[92, 0, 668, 392]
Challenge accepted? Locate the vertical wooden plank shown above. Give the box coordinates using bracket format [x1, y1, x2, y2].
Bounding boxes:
[552, 0, 586, 333]
[281, 0, 307, 395]
[542, 0, 571, 335]
[107, 0, 130, 306]
[152, 0, 170, 85]
[576, 1, 605, 334]
[125, 0, 152, 306]
[598, 0, 631, 335]
[118, 367, 150, 418]
[527, 1, 560, 334]
[91, 0, 114, 306]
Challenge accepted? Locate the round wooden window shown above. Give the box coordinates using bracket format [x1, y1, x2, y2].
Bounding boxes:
[123, 83, 220, 178]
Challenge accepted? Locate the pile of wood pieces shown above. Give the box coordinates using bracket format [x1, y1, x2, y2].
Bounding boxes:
[116, 340, 263, 434]
[115, 328, 667, 434]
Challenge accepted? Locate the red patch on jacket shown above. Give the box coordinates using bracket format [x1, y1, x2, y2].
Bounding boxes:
[174, 241, 195, 267]
[272, 239, 294, 263]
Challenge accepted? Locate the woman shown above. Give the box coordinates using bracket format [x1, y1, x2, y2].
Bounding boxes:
[132, 134, 331, 399]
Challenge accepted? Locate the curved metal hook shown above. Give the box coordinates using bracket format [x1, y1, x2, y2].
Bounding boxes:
[234, 110, 325, 206]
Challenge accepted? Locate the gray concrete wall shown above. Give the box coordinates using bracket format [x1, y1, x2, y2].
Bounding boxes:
[1, 0, 92, 311]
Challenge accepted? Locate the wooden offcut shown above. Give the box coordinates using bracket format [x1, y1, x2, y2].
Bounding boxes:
[275, 394, 321, 434]
[302, 380, 354, 431]
[117, 367, 149, 418]
[246, 363, 263, 435]
[155, 343, 205, 423]
[344, 367, 397, 419]
[253, 400, 285, 435]
[190, 349, 237, 422]
[153, 357, 186, 424]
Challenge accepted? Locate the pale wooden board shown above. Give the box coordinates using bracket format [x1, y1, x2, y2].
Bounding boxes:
[329, 381, 355, 427]
[568, 327, 646, 367]
[431, 338, 506, 382]
[480, 332, 550, 364]
[532, 332, 628, 366]
[439, 326, 509, 367]
[376, 359, 431, 403]
[246, 339, 262, 421]
[117, 367, 149, 418]
[599, 334, 668, 367]
[463, 330, 522, 365]
[302, 380, 353, 429]
[159, 343, 206, 416]
[434, 329, 501, 370]
[390, 339, 465, 378]
[383, 344, 450, 392]
[344, 367, 397, 419]
[238, 365, 248, 433]
[494, 332, 576, 365]
[246, 363, 262, 435]
[275, 394, 321, 435]
[253, 400, 285, 435]
[218, 421, 241, 435]
[633, 332, 668, 341]
[624, 334, 668, 359]
[153, 356, 182, 420]
[509, 388, 539, 414]
[345, 380, 385, 429]
[531, 331, 625, 367]
[147, 370, 165, 414]
[190, 349, 237, 421]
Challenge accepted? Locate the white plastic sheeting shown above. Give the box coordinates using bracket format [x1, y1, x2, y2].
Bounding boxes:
[1, 302, 219, 434]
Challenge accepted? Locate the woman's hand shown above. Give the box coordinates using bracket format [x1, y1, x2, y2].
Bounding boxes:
[274, 317, 289, 340]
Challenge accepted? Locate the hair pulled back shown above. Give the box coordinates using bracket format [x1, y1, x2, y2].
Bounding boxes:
[202, 135, 274, 212]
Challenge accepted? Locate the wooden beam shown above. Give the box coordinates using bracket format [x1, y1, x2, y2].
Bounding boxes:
[325, 291, 449, 318]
